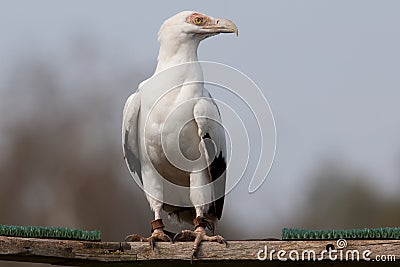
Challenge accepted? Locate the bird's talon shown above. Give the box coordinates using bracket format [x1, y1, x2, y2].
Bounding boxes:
[172, 232, 181, 243]
[173, 230, 197, 242]
[191, 249, 198, 262]
[124, 230, 170, 251]
[124, 234, 142, 242]
[149, 238, 155, 251]
[165, 234, 173, 243]
[124, 235, 132, 242]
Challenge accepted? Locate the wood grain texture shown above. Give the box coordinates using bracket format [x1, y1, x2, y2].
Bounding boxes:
[0, 236, 398, 266]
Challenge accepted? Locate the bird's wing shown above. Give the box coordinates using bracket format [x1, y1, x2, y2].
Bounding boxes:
[193, 91, 227, 220]
[122, 90, 142, 183]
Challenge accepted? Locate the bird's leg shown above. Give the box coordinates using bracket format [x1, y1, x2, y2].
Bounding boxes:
[173, 207, 227, 260]
[190, 215, 227, 258]
[125, 205, 171, 250]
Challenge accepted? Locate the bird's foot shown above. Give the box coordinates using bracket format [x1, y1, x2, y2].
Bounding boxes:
[173, 216, 227, 261]
[124, 219, 171, 250]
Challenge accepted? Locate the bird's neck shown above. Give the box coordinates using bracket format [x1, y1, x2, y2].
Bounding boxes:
[156, 38, 200, 73]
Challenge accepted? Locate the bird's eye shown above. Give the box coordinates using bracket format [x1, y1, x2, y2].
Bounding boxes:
[194, 17, 203, 25]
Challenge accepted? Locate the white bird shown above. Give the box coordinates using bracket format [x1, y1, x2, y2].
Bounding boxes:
[122, 11, 237, 258]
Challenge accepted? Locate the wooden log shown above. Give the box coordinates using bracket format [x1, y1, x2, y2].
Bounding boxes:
[0, 236, 398, 266]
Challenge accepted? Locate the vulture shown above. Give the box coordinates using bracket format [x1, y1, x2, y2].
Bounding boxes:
[122, 11, 238, 258]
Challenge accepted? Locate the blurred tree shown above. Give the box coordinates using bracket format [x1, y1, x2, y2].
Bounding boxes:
[293, 162, 400, 229]
[0, 44, 153, 248]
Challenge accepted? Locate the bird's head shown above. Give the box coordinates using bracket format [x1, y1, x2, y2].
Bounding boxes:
[158, 11, 238, 43]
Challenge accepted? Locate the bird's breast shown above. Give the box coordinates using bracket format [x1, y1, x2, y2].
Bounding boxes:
[140, 82, 205, 179]
[143, 119, 201, 186]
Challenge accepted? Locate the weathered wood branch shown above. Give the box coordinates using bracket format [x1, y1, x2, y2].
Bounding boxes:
[0, 236, 398, 266]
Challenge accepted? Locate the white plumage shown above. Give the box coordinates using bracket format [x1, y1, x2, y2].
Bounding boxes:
[122, 11, 237, 255]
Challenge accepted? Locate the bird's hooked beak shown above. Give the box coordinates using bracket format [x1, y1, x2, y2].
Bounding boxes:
[202, 18, 238, 36]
